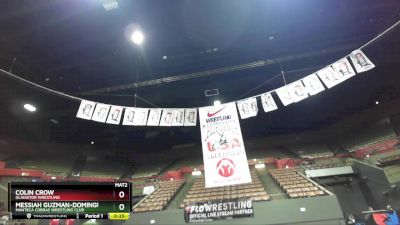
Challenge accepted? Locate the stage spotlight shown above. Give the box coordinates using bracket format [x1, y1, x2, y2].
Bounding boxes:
[214, 100, 221, 106]
[131, 30, 144, 45]
[23, 103, 36, 112]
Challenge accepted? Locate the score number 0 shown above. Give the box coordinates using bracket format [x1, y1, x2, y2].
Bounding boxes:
[118, 191, 126, 211]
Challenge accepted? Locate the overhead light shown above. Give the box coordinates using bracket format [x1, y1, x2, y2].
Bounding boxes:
[150, 219, 155, 224]
[375, 101, 379, 105]
[131, 30, 144, 45]
[285, 165, 289, 169]
[51, 176, 56, 180]
[192, 170, 202, 176]
[23, 103, 36, 112]
[50, 118, 59, 124]
[253, 158, 257, 162]
[91, 141, 95, 145]
[21, 172, 26, 176]
[255, 163, 265, 169]
[170, 178, 174, 181]
[214, 100, 221, 106]
[162, 56, 167, 60]
[102, 0, 118, 11]
[90, 219, 96, 223]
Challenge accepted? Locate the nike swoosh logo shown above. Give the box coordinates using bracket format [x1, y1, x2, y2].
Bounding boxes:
[207, 107, 226, 117]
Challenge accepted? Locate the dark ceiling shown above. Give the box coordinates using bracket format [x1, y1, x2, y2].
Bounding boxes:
[0, 0, 400, 153]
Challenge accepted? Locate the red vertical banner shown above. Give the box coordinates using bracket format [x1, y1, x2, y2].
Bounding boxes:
[49, 219, 60, 225]
[65, 219, 75, 225]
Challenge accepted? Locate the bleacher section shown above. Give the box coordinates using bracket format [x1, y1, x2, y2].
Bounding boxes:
[180, 170, 269, 208]
[133, 180, 184, 213]
[81, 161, 127, 178]
[270, 168, 327, 198]
[20, 160, 72, 176]
[343, 126, 397, 153]
[131, 161, 171, 179]
[293, 144, 334, 159]
[378, 155, 400, 167]
[300, 152, 334, 159]
[299, 158, 352, 170]
[369, 149, 400, 167]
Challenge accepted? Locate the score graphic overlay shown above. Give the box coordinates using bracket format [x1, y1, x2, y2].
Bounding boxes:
[8, 182, 131, 220]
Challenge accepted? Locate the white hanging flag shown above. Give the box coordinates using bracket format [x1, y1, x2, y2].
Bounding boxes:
[122, 107, 148, 126]
[260, 92, 278, 112]
[159, 109, 174, 126]
[91, 103, 111, 123]
[184, 108, 197, 126]
[331, 58, 356, 80]
[275, 86, 295, 106]
[172, 109, 185, 126]
[349, 49, 375, 73]
[198, 102, 252, 188]
[302, 73, 325, 96]
[236, 97, 258, 119]
[147, 109, 162, 126]
[287, 80, 309, 103]
[134, 108, 149, 126]
[76, 100, 96, 120]
[122, 107, 136, 125]
[106, 105, 124, 125]
[317, 66, 343, 89]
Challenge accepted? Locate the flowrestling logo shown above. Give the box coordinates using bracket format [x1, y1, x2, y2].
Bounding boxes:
[184, 199, 254, 223]
[216, 158, 236, 177]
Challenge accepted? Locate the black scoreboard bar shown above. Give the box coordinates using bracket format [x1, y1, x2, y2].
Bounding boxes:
[8, 182, 131, 220]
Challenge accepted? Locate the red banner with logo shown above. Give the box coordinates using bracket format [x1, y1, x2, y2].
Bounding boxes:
[199, 102, 252, 188]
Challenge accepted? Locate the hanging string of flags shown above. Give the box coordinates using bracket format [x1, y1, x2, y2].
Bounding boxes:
[76, 49, 375, 126]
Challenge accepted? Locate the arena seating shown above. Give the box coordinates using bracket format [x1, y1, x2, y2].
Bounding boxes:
[20, 160, 72, 176]
[180, 170, 269, 208]
[300, 152, 334, 159]
[133, 179, 184, 213]
[81, 161, 127, 178]
[270, 168, 327, 198]
[292, 144, 334, 159]
[299, 159, 351, 170]
[344, 132, 397, 152]
[376, 154, 400, 167]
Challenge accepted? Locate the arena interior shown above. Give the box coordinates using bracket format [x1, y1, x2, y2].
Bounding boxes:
[0, 1, 400, 225]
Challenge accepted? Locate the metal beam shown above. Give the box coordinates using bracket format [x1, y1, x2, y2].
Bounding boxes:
[80, 44, 356, 95]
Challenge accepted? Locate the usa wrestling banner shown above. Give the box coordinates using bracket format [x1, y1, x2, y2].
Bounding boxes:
[184, 199, 254, 223]
[198, 102, 252, 188]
